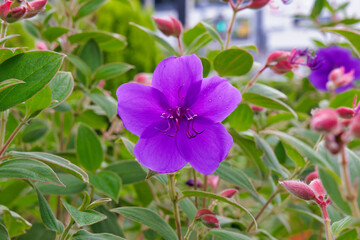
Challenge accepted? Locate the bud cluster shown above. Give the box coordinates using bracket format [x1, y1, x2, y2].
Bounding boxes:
[195, 209, 220, 229]
[153, 16, 183, 38]
[0, 0, 47, 23]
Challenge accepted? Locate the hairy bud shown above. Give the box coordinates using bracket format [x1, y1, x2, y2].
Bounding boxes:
[24, 0, 47, 18]
[310, 108, 339, 133]
[220, 189, 238, 198]
[280, 180, 315, 201]
[153, 16, 183, 38]
[336, 107, 354, 119]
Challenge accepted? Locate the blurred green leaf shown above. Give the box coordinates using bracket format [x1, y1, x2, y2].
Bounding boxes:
[201, 21, 223, 49]
[1, 206, 31, 238]
[62, 200, 106, 227]
[332, 216, 352, 236]
[213, 49, 253, 77]
[43, 27, 69, 42]
[0, 223, 10, 240]
[89, 171, 122, 201]
[208, 229, 252, 240]
[67, 54, 92, 83]
[93, 63, 134, 81]
[111, 207, 178, 240]
[310, 0, 324, 18]
[16, 223, 55, 240]
[247, 83, 287, 99]
[72, 230, 126, 240]
[322, 28, 360, 57]
[86, 90, 117, 119]
[76, 0, 107, 19]
[22, 119, 48, 143]
[329, 89, 360, 108]
[199, 57, 211, 78]
[68, 31, 127, 51]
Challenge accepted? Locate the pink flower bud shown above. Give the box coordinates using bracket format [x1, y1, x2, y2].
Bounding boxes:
[6, 6, 26, 23]
[153, 16, 183, 38]
[309, 179, 326, 200]
[97, 80, 105, 89]
[207, 175, 220, 191]
[134, 73, 152, 86]
[341, 119, 352, 127]
[35, 41, 48, 50]
[305, 170, 319, 184]
[280, 180, 315, 201]
[328, 67, 355, 90]
[266, 51, 291, 65]
[0, 1, 11, 21]
[266, 50, 296, 74]
[24, 0, 47, 18]
[195, 209, 215, 219]
[201, 215, 220, 228]
[219, 189, 238, 198]
[247, 0, 271, 9]
[250, 104, 265, 112]
[310, 108, 339, 133]
[350, 113, 360, 138]
[336, 107, 354, 119]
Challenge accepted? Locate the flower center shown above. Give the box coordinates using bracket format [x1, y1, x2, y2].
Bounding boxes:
[158, 106, 204, 138]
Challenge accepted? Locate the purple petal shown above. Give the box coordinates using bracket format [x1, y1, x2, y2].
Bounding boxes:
[117, 83, 169, 136]
[134, 123, 187, 173]
[308, 72, 329, 91]
[176, 119, 233, 175]
[152, 54, 203, 107]
[190, 76, 241, 123]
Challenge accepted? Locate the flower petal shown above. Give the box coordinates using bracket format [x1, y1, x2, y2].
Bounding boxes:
[134, 122, 187, 173]
[152, 54, 203, 107]
[309, 72, 329, 91]
[176, 119, 233, 175]
[190, 76, 241, 123]
[117, 82, 169, 136]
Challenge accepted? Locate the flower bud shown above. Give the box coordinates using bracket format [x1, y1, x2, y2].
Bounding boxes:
[0, 1, 11, 21]
[195, 209, 215, 219]
[6, 6, 26, 23]
[186, 178, 203, 188]
[266, 50, 295, 74]
[24, 0, 47, 18]
[350, 113, 360, 138]
[35, 41, 48, 50]
[324, 133, 342, 154]
[336, 107, 354, 119]
[280, 180, 315, 201]
[219, 189, 238, 198]
[310, 108, 339, 133]
[251, 104, 264, 112]
[247, 0, 270, 9]
[309, 179, 326, 200]
[153, 16, 183, 38]
[305, 170, 319, 184]
[207, 175, 220, 191]
[97, 80, 105, 89]
[201, 215, 220, 228]
[134, 73, 152, 86]
[328, 67, 354, 90]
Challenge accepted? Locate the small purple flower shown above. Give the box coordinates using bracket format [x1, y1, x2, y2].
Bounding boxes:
[309, 46, 360, 93]
[116, 55, 241, 175]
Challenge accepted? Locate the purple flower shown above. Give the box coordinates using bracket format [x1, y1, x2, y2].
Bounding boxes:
[309, 46, 360, 93]
[116, 55, 241, 175]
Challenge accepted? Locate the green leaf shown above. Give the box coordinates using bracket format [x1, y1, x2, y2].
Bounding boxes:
[332, 216, 352, 236]
[0, 49, 17, 64]
[208, 229, 252, 240]
[43, 27, 69, 42]
[80, 39, 103, 73]
[111, 207, 178, 240]
[179, 198, 197, 221]
[282, 142, 306, 167]
[9, 151, 88, 183]
[215, 162, 257, 196]
[254, 134, 288, 177]
[337, 229, 358, 240]
[310, 0, 324, 18]
[89, 171, 122, 201]
[0, 159, 64, 186]
[227, 103, 253, 132]
[0, 79, 24, 92]
[16, 223, 55, 240]
[23, 21, 40, 39]
[22, 119, 48, 143]
[0, 223, 10, 240]
[247, 83, 287, 99]
[199, 57, 211, 78]
[322, 28, 360, 57]
[0, 51, 64, 111]
[181, 190, 257, 229]
[62, 200, 107, 227]
[329, 89, 360, 108]
[25, 85, 52, 119]
[184, 32, 212, 55]
[37, 173, 87, 195]
[94, 63, 134, 81]
[90, 206, 125, 237]
[120, 137, 135, 156]
[68, 31, 127, 51]
[49, 72, 74, 108]
[76, 110, 108, 130]
[1, 206, 31, 238]
[201, 21, 224, 49]
[76, 0, 107, 19]
[0, 34, 20, 47]
[72, 230, 126, 240]
[77, 124, 103, 171]
[213, 49, 253, 77]
[35, 187, 64, 233]
[87, 198, 112, 210]
[318, 167, 351, 214]
[129, 22, 177, 55]
[67, 54, 92, 79]
[243, 92, 297, 118]
[104, 160, 146, 185]
[86, 90, 117, 119]
[262, 130, 329, 168]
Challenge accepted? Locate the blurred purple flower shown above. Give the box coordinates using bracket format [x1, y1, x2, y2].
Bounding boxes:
[309, 46, 360, 93]
[186, 179, 203, 188]
[116, 55, 241, 174]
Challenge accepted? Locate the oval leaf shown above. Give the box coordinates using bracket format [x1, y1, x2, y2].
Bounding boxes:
[94, 63, 134, 81]
[89, 171, 122, 201]
[68, 31, 127, 51]
[213, 49, 253, 76]
[49, 72, 74, 108]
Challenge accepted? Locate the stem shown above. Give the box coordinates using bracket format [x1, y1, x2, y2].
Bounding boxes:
[225, 8, 237, 49]
[183, 220, 196, 240]
[193, 168, 198, 208]
[320, 203, 333, 240]
[0, 110, 8, 149]
[202, 175, 208, 208]
[246, 188, 280, 232]
[340, 148, 360, 217]
[167, 174, 182, 240]
[177, 37, 183, 56]
[0, 21, 8, 48]
[242, 65, 268, 93]
[59, 218, 74, 240]
[0, 119, 26, 156]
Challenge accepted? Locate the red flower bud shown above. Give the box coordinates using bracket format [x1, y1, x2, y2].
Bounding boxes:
[207, 175, 220, 191]
[350, 113, 360, 138]
[219, 189, 238, 198]
[201, 214, 220, 228]
[280, 180, 315, 201]
[247, 0, 271, 9]
[266, 50, 296, 74]
[310, 108, 340, 133]
[305, 170, 319, 184]
[0, 1, 11, 21]
[134, 73, 152, 86]
[24, 0, 47, 18]
[195, 209, 215, 219]
[6, 6, 26, 23]
[336, 107, 354, 119]
[250, 104, 265, 112]
[327, 67, 354, 90]
[309, 179, 326, 200]
[153, 16, 183, 38]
